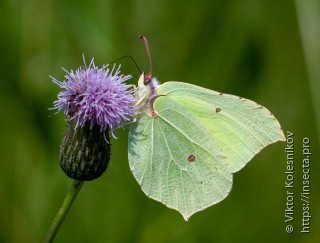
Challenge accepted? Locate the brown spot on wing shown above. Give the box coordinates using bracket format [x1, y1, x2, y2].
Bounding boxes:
[216, 108, 221, 113]
[188, 155, 196, 162]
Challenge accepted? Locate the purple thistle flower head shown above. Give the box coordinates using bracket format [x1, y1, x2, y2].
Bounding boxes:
[51, 57, 136, 136]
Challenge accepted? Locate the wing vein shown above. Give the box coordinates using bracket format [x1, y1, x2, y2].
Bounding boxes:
[158, 108, 221, 162]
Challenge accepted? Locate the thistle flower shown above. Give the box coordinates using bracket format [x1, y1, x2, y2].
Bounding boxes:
[51, 57, 136, 136]
[51, 57, 135, 181]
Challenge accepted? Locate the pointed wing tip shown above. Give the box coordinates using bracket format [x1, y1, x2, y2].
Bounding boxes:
[182, 214, 191, 221]
[276, 129, 286, 142]
[268, 133, 286, 146]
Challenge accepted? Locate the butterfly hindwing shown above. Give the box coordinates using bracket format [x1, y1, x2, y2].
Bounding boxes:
[129, 95, 233, 220]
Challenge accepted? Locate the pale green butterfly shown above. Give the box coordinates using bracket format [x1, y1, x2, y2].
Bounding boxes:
[128, 36, 285, 220]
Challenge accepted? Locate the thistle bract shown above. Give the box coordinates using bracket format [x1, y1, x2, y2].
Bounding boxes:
[60, 120, 110, 181]
[51, 57, 135, 180]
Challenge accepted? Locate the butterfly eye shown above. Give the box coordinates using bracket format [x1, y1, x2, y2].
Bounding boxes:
[144, 77, 151, 85]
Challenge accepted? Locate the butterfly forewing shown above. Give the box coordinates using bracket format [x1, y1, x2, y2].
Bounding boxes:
[156, 81, 285, 173]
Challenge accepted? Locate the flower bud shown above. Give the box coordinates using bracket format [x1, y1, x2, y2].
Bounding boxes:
[60, 120, 110, 181]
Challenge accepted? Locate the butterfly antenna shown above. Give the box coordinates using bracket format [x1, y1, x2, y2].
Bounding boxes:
[109, 55, 142, 75]
[139, 35, 152, 85]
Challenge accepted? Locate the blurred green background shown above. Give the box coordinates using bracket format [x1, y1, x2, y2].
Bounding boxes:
[0, 0, 319, 242]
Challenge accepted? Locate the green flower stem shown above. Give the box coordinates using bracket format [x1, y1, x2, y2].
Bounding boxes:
[43, 180, 84, 243]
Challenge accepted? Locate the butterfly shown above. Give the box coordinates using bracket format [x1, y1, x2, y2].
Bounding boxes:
[128, 36, 285, 220]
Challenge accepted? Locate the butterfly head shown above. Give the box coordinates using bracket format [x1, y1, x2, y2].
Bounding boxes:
[137, 72, 159, 100]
